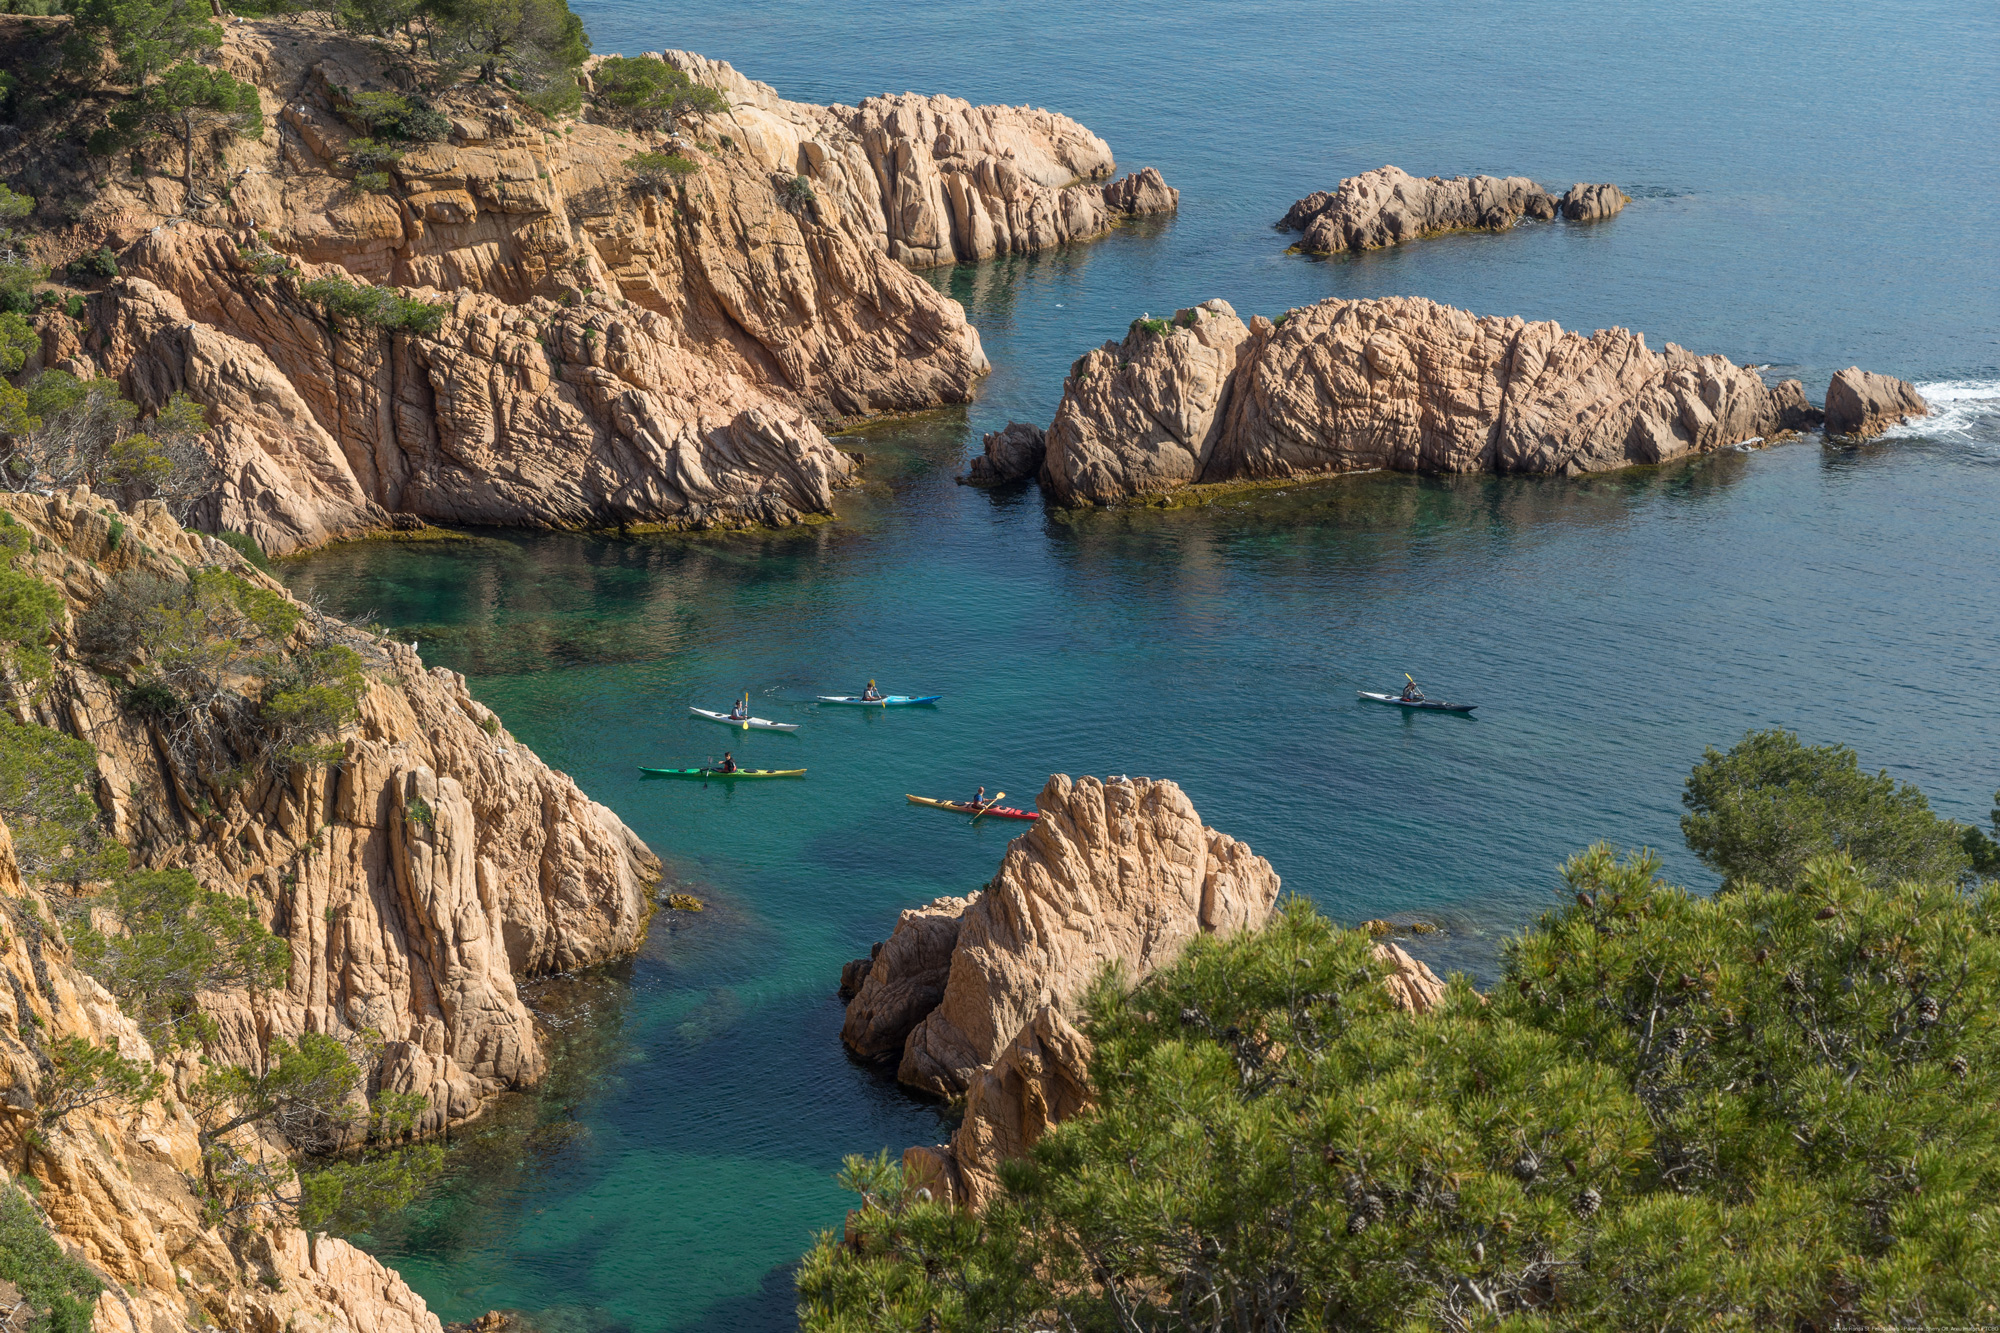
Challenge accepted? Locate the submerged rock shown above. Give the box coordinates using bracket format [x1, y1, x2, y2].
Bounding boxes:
[1038, 294, 1823, 504]
[962, 421, 1048, 486]
[1825, 367, 1930, 438]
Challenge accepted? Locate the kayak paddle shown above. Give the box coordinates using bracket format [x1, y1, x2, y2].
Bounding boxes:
[971, 791, 1005, 823]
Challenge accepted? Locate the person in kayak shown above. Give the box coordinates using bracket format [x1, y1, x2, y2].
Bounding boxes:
[729, 694, 749, 720]
[718, 752, 738, 774]
[1401, 679, 1425, 702]
[970, 785, 987, 811]
[862, 680, 883, 701]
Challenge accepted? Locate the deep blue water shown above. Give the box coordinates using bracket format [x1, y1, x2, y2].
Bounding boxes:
[278, 2, 2000, 1329]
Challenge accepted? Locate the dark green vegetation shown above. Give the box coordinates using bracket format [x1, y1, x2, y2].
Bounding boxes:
[592, 54, 726, 132]
[0, 1184, 104, 1333]
[622, 150, 698, 195]
[801, 733, 2000, 1330]
[299, 274, 450, 336]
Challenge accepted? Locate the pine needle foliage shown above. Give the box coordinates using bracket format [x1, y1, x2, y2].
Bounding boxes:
[801, 857, 2000, 1330]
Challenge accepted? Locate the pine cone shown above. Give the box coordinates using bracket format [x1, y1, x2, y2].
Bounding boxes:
[1917, 995, 1941, 1027]
[1346, 1211, 1369, 1235]
[1949, 1055, 1970, 1078]
[1574, 1186, 1602, 1219]
[1513, 1152, 1541, 1183]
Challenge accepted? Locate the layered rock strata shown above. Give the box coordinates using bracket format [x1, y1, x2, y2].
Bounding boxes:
[842, 774, 1450, 1209]
[1277, 165, 1626, 254]
[0, 809, 446, 1333]
[1824, 367, 1930, 438]
[24, 24, 1171, 553]
[1036, 295, 1834, 504]
[2, 490, 659, 1135]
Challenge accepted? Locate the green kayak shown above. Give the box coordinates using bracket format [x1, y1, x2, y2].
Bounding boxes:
[639, 766, 805, 779]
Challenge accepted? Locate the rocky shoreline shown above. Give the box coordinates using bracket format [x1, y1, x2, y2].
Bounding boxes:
[10, 20, 1176, 555]
[967, 295, 1929, 506]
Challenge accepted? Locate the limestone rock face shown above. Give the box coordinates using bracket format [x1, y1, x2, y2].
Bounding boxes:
[1278, 166, 1558, 253]
[0, 816, 444, 1333]
[1558, 182, 1631, 221]
[963, 422, 1047, 486]
[1040, 301, 1251, 506]
[896, 775, 1280, 1098]
[1038, 295, 1815, 503]
[1101, 167, 1180, 217]
[839, 895, 974, 1060]
[656, 51, 1170, 268]
[0, 491, 659, 1135]
[1824, 367, 1929, 438]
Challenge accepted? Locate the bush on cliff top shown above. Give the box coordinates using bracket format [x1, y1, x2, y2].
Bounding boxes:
[802, 736, 2000, 1330]
[592, 55, 726, 132]
[300, 274, 449, 336]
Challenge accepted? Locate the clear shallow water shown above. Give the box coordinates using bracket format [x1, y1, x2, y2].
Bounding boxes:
[278, 2, 2000, 1328]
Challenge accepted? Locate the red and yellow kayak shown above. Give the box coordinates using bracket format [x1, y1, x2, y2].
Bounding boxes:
[906, 794, 1039, 821]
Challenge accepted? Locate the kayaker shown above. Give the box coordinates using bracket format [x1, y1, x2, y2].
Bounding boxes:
[970, 784, 987, 810]
[862, 680, 882, 701]
[1401, 679, 1425, 702]
[718, 752, 738, 774]
[729, 695, 749, 720]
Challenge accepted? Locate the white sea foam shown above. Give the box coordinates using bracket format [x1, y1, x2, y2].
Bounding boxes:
[1880, 379, 2000, 447]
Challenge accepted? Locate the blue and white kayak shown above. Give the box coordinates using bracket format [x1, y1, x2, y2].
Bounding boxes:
[815, 695, 942, 707]
[1357, 691, 1476, 714]
[690, 707, 799, 731]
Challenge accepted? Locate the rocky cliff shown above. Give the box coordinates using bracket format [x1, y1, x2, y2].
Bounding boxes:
[1017, 294, 1854, 505]
[2, 490, 659, 1137]
[839, 774, 1445, 1209]
[17, 20, 1172, 554]
[1276, 165, 1626, 254]
[0, 806, 447, 1333]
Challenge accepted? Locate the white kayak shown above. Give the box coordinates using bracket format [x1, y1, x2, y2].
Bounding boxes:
[689, 707, 799, 732]
[1357, 691, 1477, 714]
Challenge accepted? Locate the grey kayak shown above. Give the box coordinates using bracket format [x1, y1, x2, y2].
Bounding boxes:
[1357, 691, 1477, 714]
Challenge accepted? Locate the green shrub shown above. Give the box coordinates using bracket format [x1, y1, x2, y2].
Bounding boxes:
[70, 869, 291, 1050]
[64, 245, 119, 283]
[344, 137, 404, 171]
[403, 795, 433, 827]
[0, 719, 125, 883]
[299, 275, 448, 336]
[1683, 728, 1975, 890]
[623, 150, 697, 194]
[351, 170, 396, 194]
[590, 55, 726, 132]
[214, 529, 271, 571]
[341, 90, 448, 143]
[780, 174, 815, 208]
[0, 1185, 104, 1333]
[37, 1034, 163, 1128]
[1129, 315, 1169, 338]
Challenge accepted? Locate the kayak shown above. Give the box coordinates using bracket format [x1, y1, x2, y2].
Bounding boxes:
[641, 766, 805, 779]
[816, 695, 942, 707]
[907, 794, 1039, 821]
[1357, 691, 1477, 714]
[689, 707, 799, 732]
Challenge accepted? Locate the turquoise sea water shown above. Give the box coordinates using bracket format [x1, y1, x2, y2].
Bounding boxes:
[278, 2, 2000, 1328]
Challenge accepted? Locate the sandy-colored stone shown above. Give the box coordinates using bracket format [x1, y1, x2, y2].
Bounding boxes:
[1824, 367, 1929, 439]
[1558, 182, 1630, 221]
[839, 895, 973, 1060]
[1278, 166, 1558, 254]
[14, 26, 1166, 554]
[1040, 301, 1251, 505]
[892, 775, 1280, 1098]
[0, 492, 658, 1135]
[1040, 294, 1817, 503]
[1375, 941, 1448, 1015]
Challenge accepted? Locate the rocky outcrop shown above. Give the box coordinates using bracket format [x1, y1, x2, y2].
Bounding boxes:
[1558, 182, 1630, 221]
[1, 490, 659, 1136]
[840, 775, 1281, 1099]
[24, 26, 1167, 553]
[1278, 166, 1554, 254]
[1037, 295, 1823, 503]
[841, 776, 1454, 1210]
[1040, 300, 1250, 505]
[961, 421, 1047, 486]
[1824, 367, 1929, 438]
[0, 810, 446, 1333]
[1276, 166, 1629, 254]
[660, 52, 1175, 267]
[1100, 167, 1179, 217]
